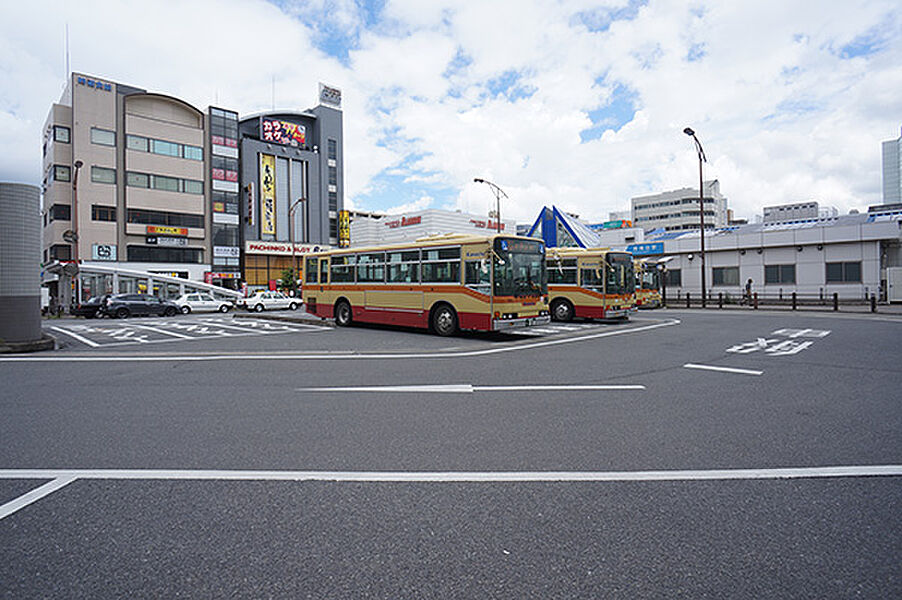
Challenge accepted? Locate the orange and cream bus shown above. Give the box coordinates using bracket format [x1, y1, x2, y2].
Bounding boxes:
[545, 247, 635, 321]
[634, 259, 663, 309]
[301, 233, 550, 336]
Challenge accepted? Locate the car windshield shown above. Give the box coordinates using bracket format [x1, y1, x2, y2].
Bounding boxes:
[492, 238, 547, 298]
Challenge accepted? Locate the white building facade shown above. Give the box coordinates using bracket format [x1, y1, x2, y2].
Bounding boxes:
[631, 180, 728, 232]
[349, 209, 517, 247]
[637, 208, 902, 301]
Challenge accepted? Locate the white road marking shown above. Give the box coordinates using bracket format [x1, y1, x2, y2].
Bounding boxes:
[6, 318, 680, 362]
[127, 324, 195, 339]
[683, 363, 764, 376]
[50, 327, 100, 347]
[298, 384, 645, 393]
[0, 476, 77, 520]
[0, 465, 898, 483]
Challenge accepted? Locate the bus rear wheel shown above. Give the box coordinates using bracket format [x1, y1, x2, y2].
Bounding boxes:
[431, 304, 458, 337]
[335, 300, 352, 327]
[551, 298, 574, 322]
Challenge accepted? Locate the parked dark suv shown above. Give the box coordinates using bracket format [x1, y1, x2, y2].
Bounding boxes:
[102, 294, 180, 318]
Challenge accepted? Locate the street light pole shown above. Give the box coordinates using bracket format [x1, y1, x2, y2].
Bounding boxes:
[683, 128, 707, 308]
[289, 197, 306, 293]
[72, 160, 83, 263]
[473, 178, 508, 234]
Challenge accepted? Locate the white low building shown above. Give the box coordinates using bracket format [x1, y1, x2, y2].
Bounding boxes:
[632, 207, 902, 301]
[349, 209, 517, 247]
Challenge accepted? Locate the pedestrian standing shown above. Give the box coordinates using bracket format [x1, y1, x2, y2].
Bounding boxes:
[744, 278, 753, 305]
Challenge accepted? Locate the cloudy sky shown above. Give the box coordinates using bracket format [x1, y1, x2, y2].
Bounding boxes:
[2, 0, 900, 224]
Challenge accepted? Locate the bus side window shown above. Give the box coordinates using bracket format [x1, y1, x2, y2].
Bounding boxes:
[320, 258, 330, 284]
[305, 257, 319, 284]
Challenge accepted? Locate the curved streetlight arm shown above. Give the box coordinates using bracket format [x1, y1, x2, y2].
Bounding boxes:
[473, 178, 508, 233]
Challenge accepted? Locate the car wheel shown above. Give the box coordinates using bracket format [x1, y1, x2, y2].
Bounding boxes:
[431, 304, 459, 337]
[181, 306, 191, 314]
[115, 307, 130, 319]
[334, 300, 352, 326]
[254, 304, 264, 312]
[288, 302, 298, 311]
[551, 298, 574, 322]
[164, 307, 178, 317]
[219, 304, 230, 313]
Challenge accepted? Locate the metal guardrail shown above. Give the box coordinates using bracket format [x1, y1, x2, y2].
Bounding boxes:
[663, 291, 881, 312]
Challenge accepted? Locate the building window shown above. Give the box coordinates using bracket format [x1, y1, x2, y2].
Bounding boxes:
[182, 179, 204, 195]
[328, 166, 337, 186]
[126, 134, 148, 152]
[328, 138, 337, 160]
[212, 225, 239, 247]
[127, 208, 204, 229]
[49, 244, 72, 261]
[126, 171, 150, 188]
[49, 204, 71, 221]
[151, 175, 180, 192]
[826, 261, 861, 283]
[127, 245, 204, 264]
[92, 205, 116, 222]
[712, 266, 739, 286]
[183, 145, 203, 161]
[91, 127, 116, 146]
[54, 126, 70, 143]
[328, 191, 338, 211]
[665, 269, 681, 287]
[764, 264, 795, 284]
[151, 139, 180, 157]
[329, 218, 338, 238]
[54, 165, 71, 182]
[91, 166, 116, 184]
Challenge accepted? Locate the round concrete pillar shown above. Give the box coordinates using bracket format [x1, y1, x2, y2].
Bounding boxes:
[0, 182, 42, 343]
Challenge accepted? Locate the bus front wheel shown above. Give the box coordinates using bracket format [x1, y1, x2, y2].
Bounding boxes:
[431, 304, 458, 337]
[335, 300, 352, 327]
[551, 299, 574, 322]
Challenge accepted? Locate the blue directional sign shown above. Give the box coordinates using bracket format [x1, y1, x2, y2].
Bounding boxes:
[626, 242, 664, 256]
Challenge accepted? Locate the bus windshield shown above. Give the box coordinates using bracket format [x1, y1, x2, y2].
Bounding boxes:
[640, 268, 660, 290]
[606, 253, 634, 295]
[493, 238, 547, 298]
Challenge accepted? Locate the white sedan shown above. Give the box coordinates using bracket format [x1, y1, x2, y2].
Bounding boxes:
[237, 291, 300, 312]
[175, 293, 234, 314]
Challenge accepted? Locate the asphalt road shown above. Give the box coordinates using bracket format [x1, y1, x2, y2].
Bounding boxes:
[1, 309, 900, 598]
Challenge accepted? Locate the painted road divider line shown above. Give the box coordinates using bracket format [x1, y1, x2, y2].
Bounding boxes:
[128, 324, 195, 339]
[683, 363, 763, 376]
[297, 384, 645, 393]
[0, 465, 899, 483]
[0, 476, 77, 521]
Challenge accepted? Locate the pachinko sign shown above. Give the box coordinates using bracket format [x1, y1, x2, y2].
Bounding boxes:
[262, 118, 306, 147]
[260, 154, 276, 235]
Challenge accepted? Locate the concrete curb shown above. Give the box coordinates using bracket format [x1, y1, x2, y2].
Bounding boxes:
[0, 332, 57, 353]
[232, 310, 336, 327]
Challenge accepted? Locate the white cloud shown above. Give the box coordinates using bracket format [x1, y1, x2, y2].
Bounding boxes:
[1, 0, 900, 225]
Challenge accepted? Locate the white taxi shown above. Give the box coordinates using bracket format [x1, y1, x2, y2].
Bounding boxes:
[175, 293, 235, 314]
[237, 291, 300, 312]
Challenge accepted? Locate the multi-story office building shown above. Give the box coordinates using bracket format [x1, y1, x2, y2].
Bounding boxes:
[882, 127, 901, 204]
[43, 73, 211, 280]
[238, 94, 344, 289]
[41, 73, 343, 291]
[631, 180, 728, 232]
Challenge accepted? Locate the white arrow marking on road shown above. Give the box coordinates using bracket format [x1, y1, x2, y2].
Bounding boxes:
[683, 363, 763, 376]
[297, 384, 645, 393]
